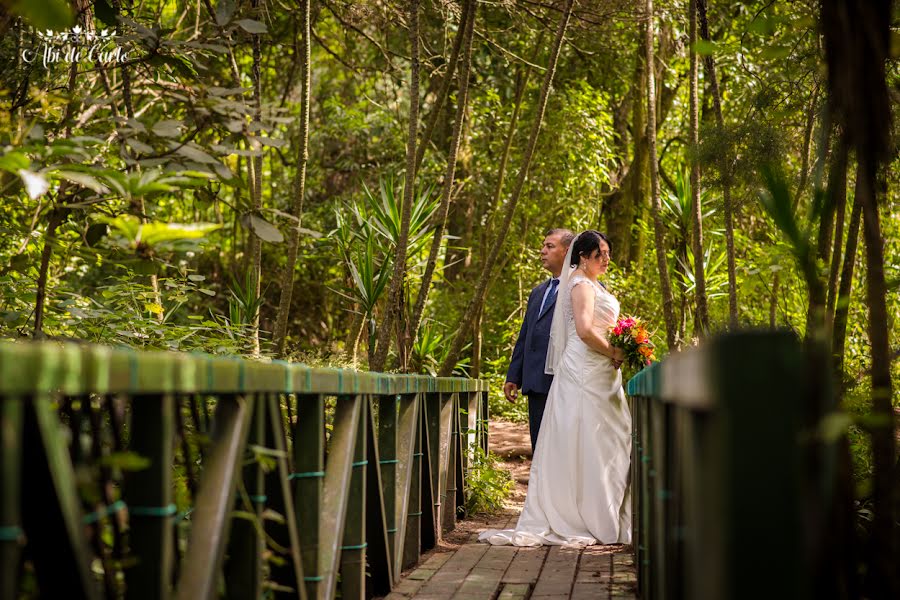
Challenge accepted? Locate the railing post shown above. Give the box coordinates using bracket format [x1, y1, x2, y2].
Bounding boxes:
[365, 395, 394, 595]
[339, 395, 367, 599]
[422, 391, 440, 549]
[124, 392, 175, 600]
[402, 393, 423, 570]
[292, 393, 325, 599]
[0, 395, 23, 600]
[264, 393, 307, 599]
[223, 394, 265, 600]
[377, 394, 398, 574]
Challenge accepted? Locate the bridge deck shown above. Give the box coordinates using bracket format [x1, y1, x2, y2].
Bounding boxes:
[386, 535, 637, 599]
[383, 421, 638, 600]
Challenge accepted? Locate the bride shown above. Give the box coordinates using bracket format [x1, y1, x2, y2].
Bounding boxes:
[479, 230, 632, 546]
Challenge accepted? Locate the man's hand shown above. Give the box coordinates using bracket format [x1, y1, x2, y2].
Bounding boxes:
[503, 381, 519, 403]
[612, 359, 623, 370]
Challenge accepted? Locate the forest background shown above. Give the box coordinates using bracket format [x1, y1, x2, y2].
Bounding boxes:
[0, 0, 898, 589]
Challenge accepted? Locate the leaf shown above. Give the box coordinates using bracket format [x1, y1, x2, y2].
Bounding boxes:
[231, 510, 258, 522]
[175, 144, 218, 164]
[8, 0, 73, 30]
[242, 213, 284, 243]
[760, 45, 791, 60]
[209, 86, 248, 97]
[215, 0, 237, 26]
[126, 138, 155, 154]
[93, 0, 117, 26]
[18, 169, 50, 199]
[261, 508, 285, 524]
[85, 223, 109, 247]
[817, 412, 853, 443]
[198, 288, 216, 296]
[213, 162, 235, 182]
[100, 451, 151, 471]
[152, 120, 182, 138]
[188, 274, 206, 282]
[0, 152, 30, 173]
[236, 19, 267, 34]
[56, 171, 109, 193]
[144, 303, 164, 315]
[256, 136, 286, 148]
[693, 39, 718, 56]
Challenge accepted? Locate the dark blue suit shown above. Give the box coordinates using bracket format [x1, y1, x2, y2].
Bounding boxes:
[506, 278, 557, 451]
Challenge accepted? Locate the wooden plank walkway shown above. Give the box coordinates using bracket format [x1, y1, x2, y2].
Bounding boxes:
[380, 421, 638, 599]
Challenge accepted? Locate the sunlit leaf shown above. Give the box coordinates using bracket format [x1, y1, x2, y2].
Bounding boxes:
[760, 45, 791, 60]
[18, 169, 49, 199]
[0, 152, 30, 173]
[100, 451, 151, 471]
[55, 171, 109, 193]
[693, 39, 718, 56]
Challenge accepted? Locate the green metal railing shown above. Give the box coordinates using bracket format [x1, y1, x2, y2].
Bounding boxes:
[626, 331, 848, 600]
[0, 341, 489, 600]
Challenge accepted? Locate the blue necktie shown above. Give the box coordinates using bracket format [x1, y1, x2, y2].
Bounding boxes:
[541, 278, 559, 314]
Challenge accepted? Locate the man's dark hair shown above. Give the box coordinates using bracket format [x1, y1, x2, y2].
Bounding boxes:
[545, 228, 575, 247]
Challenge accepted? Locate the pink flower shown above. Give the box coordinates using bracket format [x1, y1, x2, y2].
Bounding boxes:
[613, 326, 623, 335]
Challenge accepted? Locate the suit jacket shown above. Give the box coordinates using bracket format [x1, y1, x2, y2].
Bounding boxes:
[506, 278, 558, 395]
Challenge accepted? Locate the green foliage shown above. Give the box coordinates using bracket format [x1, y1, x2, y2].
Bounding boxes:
[464, 445, 514, 515]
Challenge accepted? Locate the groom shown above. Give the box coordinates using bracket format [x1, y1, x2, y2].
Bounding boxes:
[504, 228, 574, 451]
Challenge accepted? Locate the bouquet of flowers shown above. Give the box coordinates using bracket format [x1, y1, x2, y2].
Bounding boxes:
[608, 316, 656, 372]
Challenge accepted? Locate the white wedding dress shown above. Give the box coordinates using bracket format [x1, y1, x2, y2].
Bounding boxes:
[480, 273, 632, 546]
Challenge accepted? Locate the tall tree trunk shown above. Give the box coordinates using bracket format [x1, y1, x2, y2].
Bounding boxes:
[769, 272, 779, 329]
[697, 0, 737, 328]
[809, 136, 847, 336]
[688, 0, 709, 337]
[273, 0, 312, 357]
[445, 35, 540, 287]
[831, 182, 860, 378]
[247, 0, 264, 357]
[825, 143, 849, 329]
[344, 309, 365, 365]
[794, 84, 821, 206]
[627, 22, 648, 270]
[414, 1, 471, 172]
[646, 0, 679, 351]
[33, 18, 84, 338]
[858, 159, 896, 598]
[605, 30, 644, 263]
[408, 0, 476, 351]
[438, 0, 575, 376]
[371, 0, 422, 372]
[821, 1, 896, 596]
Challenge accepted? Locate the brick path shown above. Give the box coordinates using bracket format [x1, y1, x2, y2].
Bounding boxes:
[382, 421, 638, 599]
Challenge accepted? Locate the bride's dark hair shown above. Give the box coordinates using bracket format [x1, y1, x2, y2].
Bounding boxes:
[570, 230, 612, 267]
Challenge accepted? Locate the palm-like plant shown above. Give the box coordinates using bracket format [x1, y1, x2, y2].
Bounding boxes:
[357, 175, 438, 257]
[662, 167, 716, 339]
[331, 174, 439, 365]
[412, 320, 471, 376]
